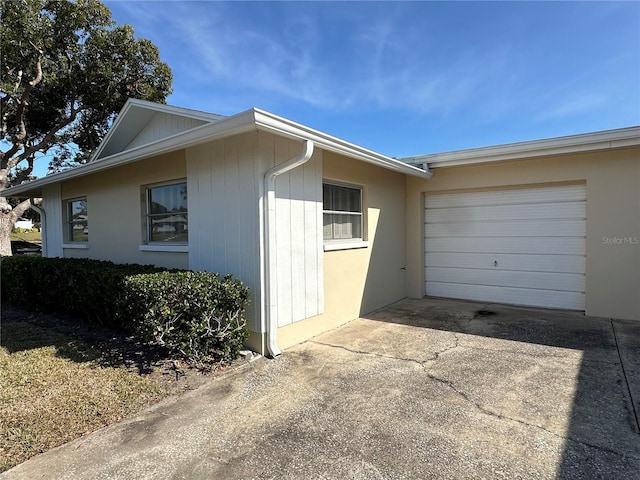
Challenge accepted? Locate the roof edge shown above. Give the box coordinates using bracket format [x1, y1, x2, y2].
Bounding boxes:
[252, 109, 430, 178]
[2, 106, 430, 198]
[90, 99, 226, 161]
[403, 126, 640, 168]
[2, 110, 258, 197]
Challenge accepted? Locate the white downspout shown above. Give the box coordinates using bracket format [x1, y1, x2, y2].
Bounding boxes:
[29, 199, 47, 257]
[263, 140, 314, 357]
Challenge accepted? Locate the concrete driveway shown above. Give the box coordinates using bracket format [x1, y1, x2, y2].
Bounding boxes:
[2, 298, 639, 480]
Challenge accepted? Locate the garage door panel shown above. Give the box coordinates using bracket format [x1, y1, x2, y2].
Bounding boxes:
[426, 282, 585, 310]
[425, 185, 586, 310]
[425, 185, 586, 209]
[425, 220, 585, 237]
[425, 202, 585, 223]
[426, 267, 585, 292]
[426, 237, 586, 255]
[425, 252, 586, 274]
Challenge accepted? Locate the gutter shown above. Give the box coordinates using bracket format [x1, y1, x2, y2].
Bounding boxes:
[262, 140, 315, 357]
[253, 109, 431, 179]
[28, 200, 47, 257]
[402, 126, 640, 168]
[2, 107, 430, 199]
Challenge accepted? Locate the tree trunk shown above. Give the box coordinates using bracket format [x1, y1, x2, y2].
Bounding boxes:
[0, 195, 32, 257]
[0, 203, 16, 256]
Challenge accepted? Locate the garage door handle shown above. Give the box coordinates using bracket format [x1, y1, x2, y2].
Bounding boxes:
[494, 260, 498, 267]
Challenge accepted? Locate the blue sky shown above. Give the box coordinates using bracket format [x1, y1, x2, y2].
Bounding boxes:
[103, 0, 638, 159]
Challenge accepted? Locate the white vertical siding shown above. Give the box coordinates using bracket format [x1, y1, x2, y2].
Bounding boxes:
[186, 131, 324, 333]
[186, 132, 262, 331]
[274, 137, 324, 327]
[127, 113, 208, 150]
[42, 183, 63, 257]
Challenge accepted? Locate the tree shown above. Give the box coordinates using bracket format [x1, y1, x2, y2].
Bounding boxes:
[0, 0, 172, 255]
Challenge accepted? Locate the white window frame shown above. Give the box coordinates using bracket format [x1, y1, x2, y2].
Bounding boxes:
[322, 181, 368, 251]
[142, 179, 188, 247]
[64, 197, 88, 244]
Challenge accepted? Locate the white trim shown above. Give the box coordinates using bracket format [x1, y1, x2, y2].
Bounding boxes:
[253, 110, 431, 178]
[91, 99, 226, 161]
[263, 140, 315, 358]
[62, 243, 89, 249]
[404, 126, 640, 168]
[139, 244, 188, 253]
[2, 106, 430, 198]
[324, 241, 369, 251]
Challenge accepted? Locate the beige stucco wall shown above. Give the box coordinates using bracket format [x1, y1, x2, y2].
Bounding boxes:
[277, 151, 408, 349]
[60, 152, 189, 269]
[406, 146, 640, 321]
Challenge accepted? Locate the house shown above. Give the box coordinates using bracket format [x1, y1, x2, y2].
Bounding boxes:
[14, 218, 34, 230]
[3, 99, 639, 356]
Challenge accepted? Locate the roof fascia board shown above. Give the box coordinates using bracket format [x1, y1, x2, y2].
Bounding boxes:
[3, 110, 258, 197]
[90, 99, 226, 161]
[124, 99, 226, 123]
[3, 106, 431, 198]
[90, 99, 138, 160]
[404, 126, 640, 168]
[252, 109, 430, 178]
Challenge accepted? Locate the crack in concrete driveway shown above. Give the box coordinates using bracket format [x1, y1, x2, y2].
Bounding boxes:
[2, 298, 639, 480]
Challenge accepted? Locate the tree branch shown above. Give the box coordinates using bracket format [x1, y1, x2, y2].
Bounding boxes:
[27, 43, 44, 87]
[8, 198, 33, 223]
[14, 69, 23, 92]
[10, 109, 79, 169]
[4, 50, 45, 166]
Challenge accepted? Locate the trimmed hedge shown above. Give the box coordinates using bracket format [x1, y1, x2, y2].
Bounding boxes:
[0, 256, 250, 364]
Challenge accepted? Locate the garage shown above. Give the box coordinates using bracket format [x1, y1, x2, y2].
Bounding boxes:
[425, 184, 586, 310]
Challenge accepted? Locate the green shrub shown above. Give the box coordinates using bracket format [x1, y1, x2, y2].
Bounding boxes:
[0, 256, 250, 364]
[1, 256, 162, 325]
[122, 272, 250, 365]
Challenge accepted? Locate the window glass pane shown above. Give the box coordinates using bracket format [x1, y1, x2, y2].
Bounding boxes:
[146, 182, 188, 243]
[149, 183, 187, 214]
[323, 183, 363, 241]
[70, 199, 87, 221]
[324, 184, 361, 212]
[149, 212, 188, 242]
[323, 183, 332, 210]
[67, 199, 88, 242]
[323, 213, 362, 240]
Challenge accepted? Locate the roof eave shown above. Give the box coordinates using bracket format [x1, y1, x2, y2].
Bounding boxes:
[2, 107, 431, 199]
[403, 126, 640, 168]
[252, 109, 430, 179]
[2, 110, 258, 198]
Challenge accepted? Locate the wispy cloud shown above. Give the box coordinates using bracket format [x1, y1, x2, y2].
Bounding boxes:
[106, 0, 639, 131]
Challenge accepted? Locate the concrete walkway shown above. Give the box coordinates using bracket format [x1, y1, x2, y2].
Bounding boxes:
[3, 298, 639, 479]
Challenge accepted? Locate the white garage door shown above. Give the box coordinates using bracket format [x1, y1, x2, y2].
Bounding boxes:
[425, 184, 586, 310]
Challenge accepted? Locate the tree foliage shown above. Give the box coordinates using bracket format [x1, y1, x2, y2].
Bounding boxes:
[0, 0, 172, 255]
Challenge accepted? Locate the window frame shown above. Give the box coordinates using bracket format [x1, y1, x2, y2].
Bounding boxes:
[64, 197, 89, 244]
[322, 181, 367, 249]
[143, 179, 189, 246]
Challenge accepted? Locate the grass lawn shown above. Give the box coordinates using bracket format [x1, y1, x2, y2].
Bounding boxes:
[0, 306, 217, 473]
[10, 230, 42, 243]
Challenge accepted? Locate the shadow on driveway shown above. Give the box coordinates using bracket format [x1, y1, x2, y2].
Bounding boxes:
[2, 297, 639, 479]
[363, 297, 640, 479]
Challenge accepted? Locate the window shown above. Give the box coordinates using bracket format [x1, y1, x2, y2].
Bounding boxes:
[323, 182, 363, 241]
[145, 181, 188, 243]
[65, 198, 88, 242]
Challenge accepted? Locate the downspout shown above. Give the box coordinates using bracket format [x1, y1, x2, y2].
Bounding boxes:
[29, 199, 47, 257]
[263, 140, 314, 357]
